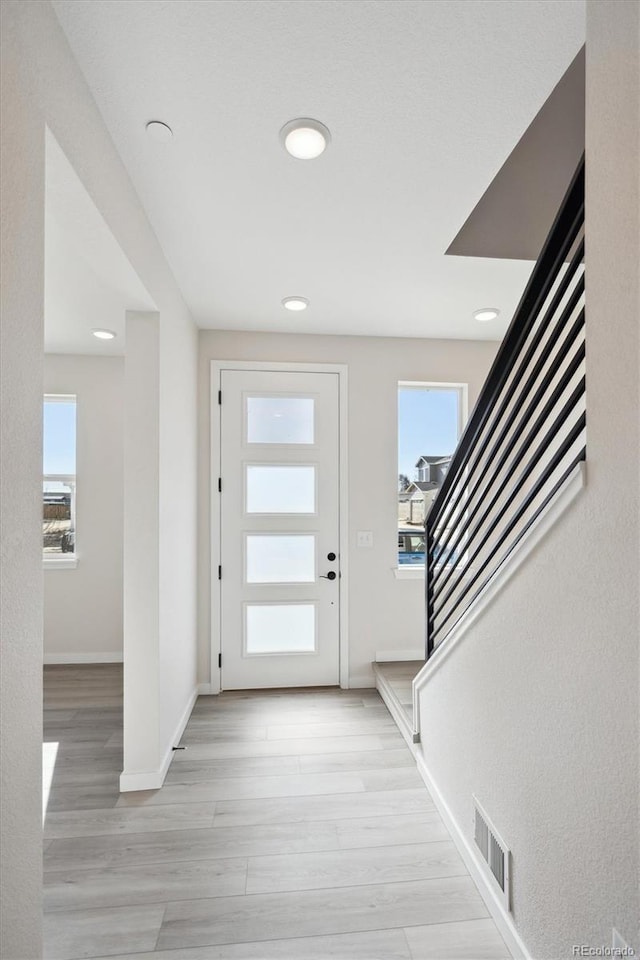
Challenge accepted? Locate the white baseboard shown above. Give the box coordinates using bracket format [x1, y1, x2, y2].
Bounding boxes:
[415, 751, 531, 960]
[118, 768, 165, 792]
[119, 686, 198, 793]
[44, 652, 123, 664]
[345, 675, 375, 689]
[375, 649, 424, 662]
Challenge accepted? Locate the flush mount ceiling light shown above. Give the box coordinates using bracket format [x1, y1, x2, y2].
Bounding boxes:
[282, 297, 309, 312]
[473, 307, 500, 322]
[280, 118, 330, 160]
[145, 120, 173, 142]
[92, 328, 117, 340]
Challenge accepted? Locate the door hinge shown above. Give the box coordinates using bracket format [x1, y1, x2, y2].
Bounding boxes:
[218, 653, 222, 669]
[218, 390, 222, 405]
[218, 477, 222, 493]
[218, 565, 222, 580]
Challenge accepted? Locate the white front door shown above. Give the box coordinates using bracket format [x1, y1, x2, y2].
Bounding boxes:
[218, 368, 341, 690]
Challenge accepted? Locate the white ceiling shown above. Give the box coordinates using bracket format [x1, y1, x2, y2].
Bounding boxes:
[51, 0, 585, 341]
[45, 130, 156, 355]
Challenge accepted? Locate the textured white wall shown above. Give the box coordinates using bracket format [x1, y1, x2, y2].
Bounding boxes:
[416, 2, 639, 956]
[44, 354, 124, 660]
[0, 6, 44, 956]
[0, 1, 199, 947]
[198, 330, 498, 687]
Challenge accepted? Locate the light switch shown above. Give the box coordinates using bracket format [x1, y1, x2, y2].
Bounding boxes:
[357, 530, 374, 548]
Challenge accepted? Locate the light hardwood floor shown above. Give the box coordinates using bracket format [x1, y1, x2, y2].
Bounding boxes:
[43, 665, 511, 960]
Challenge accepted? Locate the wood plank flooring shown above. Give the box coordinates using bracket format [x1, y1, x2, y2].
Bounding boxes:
[43, 665, 511, 960]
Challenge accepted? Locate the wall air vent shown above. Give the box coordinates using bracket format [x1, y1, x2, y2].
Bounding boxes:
[473, 796, 511, 911]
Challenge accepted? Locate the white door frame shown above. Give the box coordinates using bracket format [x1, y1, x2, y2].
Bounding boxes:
[210, 360, 349, 692]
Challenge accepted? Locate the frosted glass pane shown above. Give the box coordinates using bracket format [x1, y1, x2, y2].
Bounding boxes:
[247, 397, 314, 444]
[246, 604, 316, 654]
[246, 536, 315, 583]
[246, 465, 315, 514]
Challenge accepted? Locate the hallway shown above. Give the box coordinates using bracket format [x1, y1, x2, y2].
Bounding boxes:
[43, 666, 511, 959]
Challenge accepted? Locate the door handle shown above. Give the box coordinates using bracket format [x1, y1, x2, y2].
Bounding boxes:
[320, 571, 337, 580]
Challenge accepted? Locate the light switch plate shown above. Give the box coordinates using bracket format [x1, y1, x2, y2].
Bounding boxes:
[356, 530, 374, 548]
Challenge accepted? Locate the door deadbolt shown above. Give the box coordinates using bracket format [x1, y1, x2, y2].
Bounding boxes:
[327, 552, 336, 561]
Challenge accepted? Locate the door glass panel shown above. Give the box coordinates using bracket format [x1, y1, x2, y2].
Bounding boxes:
[247, 397, 314, 444]
[245, 603, 316, 654]
[246, 465, 316, 514]
[246, 535, 315, 583]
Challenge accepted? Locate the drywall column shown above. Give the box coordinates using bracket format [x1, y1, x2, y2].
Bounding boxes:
[121, 311, 161, 791]
[585, 3, 639, 944]
[0, 4, 44, 956]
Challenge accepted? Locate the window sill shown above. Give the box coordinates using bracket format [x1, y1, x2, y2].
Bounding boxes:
[43, 557, 78, 570]
[393, 566, 425, 580]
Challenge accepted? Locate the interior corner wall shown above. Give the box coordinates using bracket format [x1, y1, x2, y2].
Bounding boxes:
[416, 2, 639, 957]
[197, 330, 498, 689]
[0, 2, 199, 938]
[44, 354, 124, 661]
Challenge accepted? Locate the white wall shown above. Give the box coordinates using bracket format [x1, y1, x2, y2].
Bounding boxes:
[0, 7, 44, 955]
[416, 2, 639, 957]
[198, 330, 497, 688]
[122, 313, 161, 785]
[44, 354, 124, 661]
[0, 1, 199, 948]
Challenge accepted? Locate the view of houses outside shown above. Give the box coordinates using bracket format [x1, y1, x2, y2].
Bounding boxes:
[43, 398, 76, 555]
[398, 385, 460, 565]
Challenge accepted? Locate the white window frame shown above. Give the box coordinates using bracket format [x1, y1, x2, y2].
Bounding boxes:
[43, 394, 78, 569]
[395, 380, 468, 580]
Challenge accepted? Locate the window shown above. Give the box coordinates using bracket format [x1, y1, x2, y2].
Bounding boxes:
[397, 383, 464, 567]
[43, 395, 76, 560]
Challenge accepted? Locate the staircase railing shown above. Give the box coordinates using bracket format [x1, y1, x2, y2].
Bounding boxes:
[426, 156, 585, 658]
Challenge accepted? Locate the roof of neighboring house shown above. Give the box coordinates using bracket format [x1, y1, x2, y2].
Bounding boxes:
[408, 481, 439, 496]
[415, 455, 452, 467]
[398, 491, 412, 501]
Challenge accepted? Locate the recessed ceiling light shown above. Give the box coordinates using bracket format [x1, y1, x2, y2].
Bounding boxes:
[146, 120, 173, 142]
[282, 297, 309, 312]
[280, 119, 330, 160]
[92, 328, 117, 340]
[473, 307, 500, 322]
